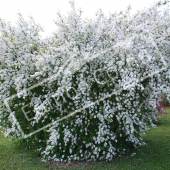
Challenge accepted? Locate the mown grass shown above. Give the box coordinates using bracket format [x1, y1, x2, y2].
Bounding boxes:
[0, 130, 53, 170]
[0, 109, 170, 170]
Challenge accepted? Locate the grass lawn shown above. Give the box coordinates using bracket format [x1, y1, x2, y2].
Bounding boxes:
[0, 108, 170, 170]
[0, 131, 52, 170]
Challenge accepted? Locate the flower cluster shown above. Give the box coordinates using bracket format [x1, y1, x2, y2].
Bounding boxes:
[0, 0, 170, 161]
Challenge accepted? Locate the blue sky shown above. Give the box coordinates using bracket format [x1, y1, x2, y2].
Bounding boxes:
[0, 0, 159, 38]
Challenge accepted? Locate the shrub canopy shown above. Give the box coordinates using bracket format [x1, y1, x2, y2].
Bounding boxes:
[0, 0, 170, 161]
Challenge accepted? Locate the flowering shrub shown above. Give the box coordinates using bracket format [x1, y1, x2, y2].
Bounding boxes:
[162, 94, 170, 106]
[156, 94, 168, 118]
[0, 1, 170, 161]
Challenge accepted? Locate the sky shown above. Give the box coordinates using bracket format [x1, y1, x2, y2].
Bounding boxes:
[0, 0, 159, 38]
